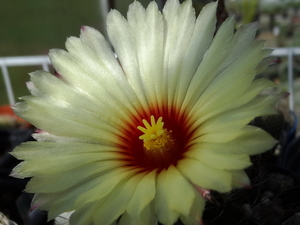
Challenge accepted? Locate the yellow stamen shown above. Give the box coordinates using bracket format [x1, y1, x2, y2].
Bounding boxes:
[137, 116, 164, 142]
[137, 115, 175, 153]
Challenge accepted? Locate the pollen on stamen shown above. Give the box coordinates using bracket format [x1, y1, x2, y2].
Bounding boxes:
[137, 115, 177, 156]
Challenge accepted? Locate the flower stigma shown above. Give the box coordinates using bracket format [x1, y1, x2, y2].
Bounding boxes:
[137, 115, 177, 157]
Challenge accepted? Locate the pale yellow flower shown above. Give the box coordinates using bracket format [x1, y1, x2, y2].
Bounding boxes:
[11, 0, 280, 224]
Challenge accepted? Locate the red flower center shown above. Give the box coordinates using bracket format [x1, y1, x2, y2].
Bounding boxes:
[117, 105, 194, 172]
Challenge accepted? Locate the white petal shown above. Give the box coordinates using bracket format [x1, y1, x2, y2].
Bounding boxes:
[91, 172, 144, 225]
[154, 169, 178, 225]
[32, 131, 92, 143]
[120, 203, 157, 225]
[107, 9, 149, 109]
[175, 1, 217, 108]
[182, 21, 262, 114]
[178, 158, 232, 193]
[163, 0, 196, 108]
[155, 165, 196, 224]
[188, 78, 276, 124]
[230, 170, 250, 188]
[188, 41, 270, 127]
[126, 170, 156, 218]
[74, 168, 139, 207]
[13, 99, 121, 144]
[65, 35, 142, 116]
[185, 144, 252, 170]
[127, 1, 165, 110]
[79, 26, 126, 82]
[25, 161, 121, 193]
[208, 126, 277, 155]
[44, 167, 136, 220]
[179, 194, 205, 225]
[191, 94, 281, 143]
[49, 49, 142, 120]
[26, 71, 130, 130]
[181, 16, 235, 110]
[11, 142, 123, 178]
[68, 202, 95, 225]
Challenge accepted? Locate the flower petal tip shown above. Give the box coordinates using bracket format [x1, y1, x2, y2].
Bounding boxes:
[9, 172, 17, 177]
[31, 205, 40, 211]
[243, 184, 252, 189]
[282, 92, 290, 99]
[35, 129, 46, 134]
[194, 185, 211, 201]
[271, 58, 281, 65]
[54, 70, 63, 79]
[251, 21, 258, 27]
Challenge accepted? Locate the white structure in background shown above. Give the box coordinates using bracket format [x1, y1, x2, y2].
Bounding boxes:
[271, 48, 299, 111]
[0, 55, 50, 105]
[0, 47, 299, 111]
